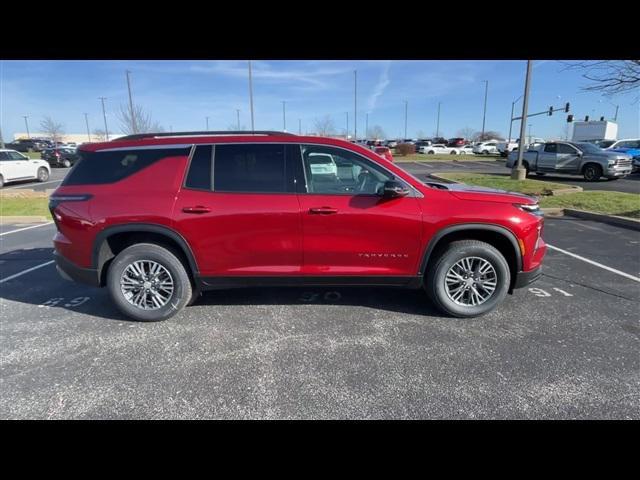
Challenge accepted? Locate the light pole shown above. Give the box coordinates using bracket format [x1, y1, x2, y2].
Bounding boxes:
[205, 116, 209, 131]
[248, 60, 255, 132]
[528, 124, 532, 144]
[365, 113, 369, 140]
[299, 119, 302, 135]
[99, 97, 109, 141]
[354, 70, 357, 140]
[508, 95, 523, 142]
[345, 112, 349, 139]
[236, 109, 240, 130]
[84, 113, 91, 142]
[404, 100, 408, 139]
[0, 124, 5, 148]
[125, 70, 137, 134]
[282, 101, 286, 132]
[436, 102, 441, 138]
[512, 61, 532, 180]
[481, 80, 489, 140]
[22, 116, 30, 138]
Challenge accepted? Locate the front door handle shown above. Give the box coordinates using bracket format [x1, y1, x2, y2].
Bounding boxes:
[182, 205, 211, 214]
[309, 207, 338, 215]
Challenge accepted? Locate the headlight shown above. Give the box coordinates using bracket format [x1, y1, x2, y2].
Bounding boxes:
[514, 203, 544, 217]
[608, 159, 616, 166]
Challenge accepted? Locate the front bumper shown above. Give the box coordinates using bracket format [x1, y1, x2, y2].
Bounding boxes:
[513, 265, 542, 289]
[605, 166, 632, 178]
[54, 251, 100, 287]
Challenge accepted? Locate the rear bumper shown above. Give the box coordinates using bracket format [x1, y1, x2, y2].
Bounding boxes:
[54, 251, 100, 287]
[513, 265, 542, 289]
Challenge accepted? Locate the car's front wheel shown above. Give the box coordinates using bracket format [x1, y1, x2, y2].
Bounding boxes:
[62, 158, 72, 168]
[583, 164, 602, 182]
[37, 167, 49, 182]
[107, 243, 192, 322]
[425, 240, 510, 318]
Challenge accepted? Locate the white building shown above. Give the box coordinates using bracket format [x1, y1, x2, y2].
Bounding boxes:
[13, 132, 126, 143]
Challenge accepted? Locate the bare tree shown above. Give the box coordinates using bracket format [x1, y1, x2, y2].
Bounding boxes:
[92, 129, 106, 142]
[117, 103, 164, 134]
[472, 130, 503, 141]
[40, 116, 65, 143]
[367, 125, 386, 140]
[561, 60, 640, 99]
[456, 127, 475, 140]
[313, 115, 336, 136]
[415, 129, 427, 139]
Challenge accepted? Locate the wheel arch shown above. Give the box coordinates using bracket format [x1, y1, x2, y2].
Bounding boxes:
[418, 224, 522, 291]
[92, 223, 199, 287]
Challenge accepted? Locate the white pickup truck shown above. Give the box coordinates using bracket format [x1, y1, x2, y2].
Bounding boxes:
[498, 137, 545, 157]
[506, 141, 632, 181]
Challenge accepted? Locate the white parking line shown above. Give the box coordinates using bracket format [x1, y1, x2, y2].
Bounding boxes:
[0, 222, 54, 237]
[0, 260, 55, 284]
[547, 244, 640, 283]
[5, 179, 62, 189]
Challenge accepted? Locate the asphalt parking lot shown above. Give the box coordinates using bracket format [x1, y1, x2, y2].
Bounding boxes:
[1, 212, 638, 419]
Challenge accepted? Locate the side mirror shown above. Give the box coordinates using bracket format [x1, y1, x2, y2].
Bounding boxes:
[381, 180, 410, 198]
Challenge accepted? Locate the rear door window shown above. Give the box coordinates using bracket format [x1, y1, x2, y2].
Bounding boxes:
[544, 143, 557, 153]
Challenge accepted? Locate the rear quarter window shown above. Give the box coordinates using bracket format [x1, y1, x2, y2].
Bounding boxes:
[62, 147, 191, 185]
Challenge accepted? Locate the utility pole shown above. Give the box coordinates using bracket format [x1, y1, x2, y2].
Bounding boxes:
[0, 124, 5, 148]
[84, 113, 91, 142]
[22, 116, 30, 138]
[613, 104, 619, 122]
[248, 60, 255, 132]
[365, 113, 369, 140]
[481, 80, 489, 140]
[125, 70, 137, 134]
[512, 61, 532, 180]
[436, 102, 441, 138]
[404, 100, 408, 139]
[528, 124, 532, 144]
[205, 116, 209, 130]
[508, 95, 523, 142]
[354, 70, 357, 140]
[282, 101, 286, 132]
[236, 109, 240, 130]
[99, 97, 109, 141]
[345, 112, 349, 139]
[298, 118, 301, 135]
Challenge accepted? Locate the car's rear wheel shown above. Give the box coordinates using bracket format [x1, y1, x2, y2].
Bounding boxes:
[428, 150, 435, 154]
[0, 175, 4, 189]
[62, 158, 71, 168]
[37, 167, 49, 182]
[107, 243, 192, 322]
[425, 240, 510, 318]
[482, 150, 489, 155]
[450, 150, 457, 155]
[583, 164, 602, 181]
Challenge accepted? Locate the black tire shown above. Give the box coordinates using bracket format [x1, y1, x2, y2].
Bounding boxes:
[521, 161, 530, 177]
[583, 164, 602, 182]
[427, 150, 435, 155]
[450, 150, 457, 155]
[62, 158, 71, 168]
[106, 243, 192, 322]
[535, 171, 546, 176]
[482, 150, 489, 155]
[37, 167, 49, 182]
[0, 175, 4, 189]
[425, 240, 510, 318]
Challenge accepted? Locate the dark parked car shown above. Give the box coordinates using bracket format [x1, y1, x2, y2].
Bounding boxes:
[447, 138, 466, 147]
[41, 148, 79, 168]
[6, 139, 47, 152]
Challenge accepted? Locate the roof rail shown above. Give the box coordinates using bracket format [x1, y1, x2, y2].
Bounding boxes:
[113, 131, 296, 141]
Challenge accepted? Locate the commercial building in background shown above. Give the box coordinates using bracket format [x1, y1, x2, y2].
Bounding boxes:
[570, 121, 618, 142]
[12, 132, 126, 143]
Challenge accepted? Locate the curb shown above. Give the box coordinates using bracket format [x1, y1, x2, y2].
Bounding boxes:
[562, 208, 640, 232]
[0, 216, 49, 224]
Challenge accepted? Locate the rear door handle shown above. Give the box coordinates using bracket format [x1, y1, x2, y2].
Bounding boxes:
[182, 206, 211, 214]
[309, 207, 338, 215]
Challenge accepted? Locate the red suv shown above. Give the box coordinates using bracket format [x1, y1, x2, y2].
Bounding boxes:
[51, 131, 546, 322]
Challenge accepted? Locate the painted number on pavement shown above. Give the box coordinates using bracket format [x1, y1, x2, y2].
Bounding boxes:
[39, 296, 91, 308]
[528, 287, 573, 298]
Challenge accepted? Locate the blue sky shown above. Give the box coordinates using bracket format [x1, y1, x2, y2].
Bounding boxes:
[1, 60, 638, 141]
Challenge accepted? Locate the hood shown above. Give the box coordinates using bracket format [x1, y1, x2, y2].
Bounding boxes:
[591, 149, 631, 160]
[610, 147, 640, 157]
[425, 181, 537, 204]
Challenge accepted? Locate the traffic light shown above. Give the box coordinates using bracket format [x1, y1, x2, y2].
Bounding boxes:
[567, 114, 574, 123]
[565, 102, 570, 113]
[548, 106, 553, 116]
[585, 115, 589, 122]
